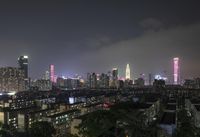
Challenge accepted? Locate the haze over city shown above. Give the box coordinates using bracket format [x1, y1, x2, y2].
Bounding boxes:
[0, 0, 200, 79]
[1, 1, 200, 137]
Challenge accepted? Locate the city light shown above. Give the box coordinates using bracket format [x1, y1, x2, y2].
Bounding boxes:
[0, 2, 199, 137]
[50, 64, 55, 83]
[23, 55, 28, 59]
[173, 57, 180, 85]
[126, 64, 131, 80]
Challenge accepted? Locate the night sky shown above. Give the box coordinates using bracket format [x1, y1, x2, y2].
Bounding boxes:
[0, 0, 200, 81]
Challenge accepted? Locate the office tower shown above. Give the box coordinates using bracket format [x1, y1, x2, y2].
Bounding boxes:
[173, 57, 180, 85]
[71, 78, 81, 89]
[91, 73, 97, 89]
[18, 55, 28, 78]
[87, 73, 97, 89]
[112, 68, 118, 81]
[99, 73, 109, 88]
[18, 55, 29, 89]
[112, 68, 118, 88]
[126, 64, 131, 80]
[64, 78, 73, 89]
[0, 67, 25, 92]
[50, 65, 55, 83]
[87, 73, 92, 88]
[45, 70, 50, 80]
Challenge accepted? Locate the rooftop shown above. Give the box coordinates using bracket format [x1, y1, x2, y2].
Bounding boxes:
[47, 109, 80, 118]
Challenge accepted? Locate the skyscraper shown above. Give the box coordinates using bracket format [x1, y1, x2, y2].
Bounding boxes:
[111, 68, 118, 88]
[18, 55, 29, 89]
[86, 73, 97, 89]
[112, 68, 118, 81]
[50, 65, 55, 83]
[99, 73, 109, 88]
[173, 57, 180, 85]
[91, 73, 97, 89]
[45, 70, 50, 80]
[18, 55, 28, 79]
[126, 64, 131, 80]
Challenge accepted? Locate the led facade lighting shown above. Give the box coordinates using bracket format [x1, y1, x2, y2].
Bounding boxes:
[126, 64, 131, 80]
[173, 57, 180, 85]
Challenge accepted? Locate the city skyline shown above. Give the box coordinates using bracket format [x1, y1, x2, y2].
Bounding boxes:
[0, 54, 181, 81]
[1, 1, 200, 136]
[0, 1, 200, 79]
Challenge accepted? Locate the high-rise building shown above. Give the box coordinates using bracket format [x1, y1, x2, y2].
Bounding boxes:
[0, 67, 25, 92]
[99, 73, 109, 88]
[32, 79, 52, 91]
[18, 55, 28, 78]
[111, 68, 118, 88]
[125, 64, 131, 80]
[57, 77, 65, 87]
[112, 68, 118, 81]
[173, 57, 180, 85]
[183, 78, 200, 89]
[87, 73, 97, 89]
[71, 78, 81, 89]
[87, 73, 92, 88]
[91, 73, 97, 89]
[64, 78, 73, 89]
[18, 55, 29, 89]
[45, 70, 50, 80]
[50, 65, 55, 83]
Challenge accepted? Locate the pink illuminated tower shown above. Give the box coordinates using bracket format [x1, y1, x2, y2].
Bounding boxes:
[173, 57, 180, 85]
[50, 64, 55, 83]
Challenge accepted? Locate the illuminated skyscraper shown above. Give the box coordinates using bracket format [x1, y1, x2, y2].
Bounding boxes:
[18, 55, 29, 89]
[18, 55, 28, 78]
[126, 64, 131, 80]
[50, 65, 55, 83]
[173, 57, 180, 85]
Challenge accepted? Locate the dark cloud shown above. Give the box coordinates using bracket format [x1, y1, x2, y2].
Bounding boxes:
[0, 1, 200, 80]
[140, 18, 164, 32]
[79, 22, 200, 80]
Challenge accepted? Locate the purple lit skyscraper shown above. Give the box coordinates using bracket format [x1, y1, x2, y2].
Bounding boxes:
[173, 57, 180, 85]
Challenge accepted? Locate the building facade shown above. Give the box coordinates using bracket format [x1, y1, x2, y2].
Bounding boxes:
[0, 67, 25, 92]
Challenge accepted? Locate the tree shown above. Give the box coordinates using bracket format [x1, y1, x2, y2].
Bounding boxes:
[29, 121, 56, 137]
[77, 102, 159, 137]
[0, 123, 15, 137]
[110, 102, 150, 137]
[176, 109, 196, 137]
[77, 110, 116, 137]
